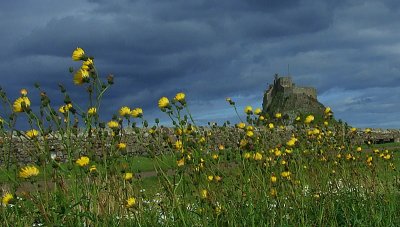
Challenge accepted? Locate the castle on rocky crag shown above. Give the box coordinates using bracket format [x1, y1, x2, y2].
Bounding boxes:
[262, 74, 323, 117]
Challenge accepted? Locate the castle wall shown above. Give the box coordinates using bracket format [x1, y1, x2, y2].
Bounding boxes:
[293, 87, 317, 99]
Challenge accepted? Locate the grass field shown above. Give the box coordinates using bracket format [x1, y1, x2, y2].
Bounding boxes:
[0, 48, 399, 226]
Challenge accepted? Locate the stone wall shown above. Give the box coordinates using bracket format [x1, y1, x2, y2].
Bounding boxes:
[293, 87, 317, 99]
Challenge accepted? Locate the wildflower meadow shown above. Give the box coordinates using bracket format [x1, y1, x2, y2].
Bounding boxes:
[0, 48, 399, 226]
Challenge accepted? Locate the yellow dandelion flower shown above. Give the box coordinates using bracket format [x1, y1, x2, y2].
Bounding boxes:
[275, 113, 282, 119]
[281, 171, 291, 178]
[107, 120, 119, 129]
[20, 88, 28, 96]
[259, 115, 265, 121]
[126, 197, 136, 208]
[356, 147, 362, 152]
[351, 127, 357, 132]
[13, 96, 31, 113]
[268, 123, 274, 129]
[89, 165, 97, 173]
[286, 137, 297, 147]
[324, 107, 331, 114]
[253, 152, 262, 161]
[158, 97, 170, 109]
[87, 107, 97, 116]
[72, 47, 85, 61]
[200, 189, 208, 199]
[26, 129, 39, 139]
[117, 143, 127, 150]
[274, 149, 282, 157]
[246, 130, 254, 137]
[254, 108, 262, 115]
[76, 156, 90, 167]
[236, 122, 246, 129]
[73, 69, 89, 85]
[175, 140, 183, 150]
[244, 106, 253, 114]
[304, 115, 314, 124]
[383, 154, 391, 160]
[174, 92, 186, 104]
[59, 103, 73, 114]
[239, 139, 248, 148]
[215, 175, 222, 182]
[218, 144, 225, 150]
[324, 121, 329, 126]
[243, 152, 251, 159]
[2, 193, 13, 206]
[81, 58, 93, 70]
[207, 175, 214, 181]
[270, 175, 277, 183]
[119, 106, 131, 117]
[19, 165, 39, 178]
[212, 154, 219, 160]
[131, 108, 143, 118]
[177, 157, 185, 167]
[270, 188, 277, 197]
[124, 172, 133, 181]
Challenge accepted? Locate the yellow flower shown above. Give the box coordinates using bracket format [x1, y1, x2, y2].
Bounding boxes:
[243, 152, 251, 159]
[254, 108, 262, 115]
[268, 123, 274, 129]
[89, 165, 97, 173]
[2, 193, 13, 206]
[304, 115, 314, 124]
[295, 116, 301, 121]
[19, 165, 39, 178]
[356, 147, 362, 152]
[275, 113, 282, 119]
[212, 154, 219, 160]
[26, 129, 39, 139]
[246, 130, 254, 137]
[286, 137, 297, 147]
[158, 97, 170, 109]
[126, 197, 136, 208]
[72, 47, 85, 61]
[81, 58, 93, 70]
[270, 188, 277, 197]
[117, 143, 127, 150]
[383, 154, 391, 160]
[73, 69, 89, 85]
[131, 108, 143, 118]
[364, 128, 372, 133]
[87, 107, 97, 116]
[124, 172, 133, 181]
[244, 106, 253, 114]
[270, 175, 277, 183]
[215, 175, 222, 182]
[59, 103, 73, 114]
[177, 157, 185, 167]
[351, 127, 357, 132]
[20, 88, 28, 96]
[119, 106, 131, 117]
[0, 117, 3, 124]
[174, 92, 186, 104]
[207, 175, 214, 181]
[76, 156, 90, 167]
[236, 122, 246, 129]
[259, 116, 265, 121]
[253, 152, 262, 161]
[200, 189, 208, 199]
[107, 120, 119, 129]
[13, 97, 31, 112]
[218, 144, 225, 150]
[274, 149, 282, 157]
[324, 121, 329, 126]
[281, 171, 291, 178]
[175, 140, 183, 150]
[324, 107, 331, 114]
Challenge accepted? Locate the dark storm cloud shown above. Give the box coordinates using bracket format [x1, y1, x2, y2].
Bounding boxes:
[1, 0, 400, 128]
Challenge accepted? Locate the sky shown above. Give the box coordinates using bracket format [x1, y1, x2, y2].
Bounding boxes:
[1, 0, 400, 129]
